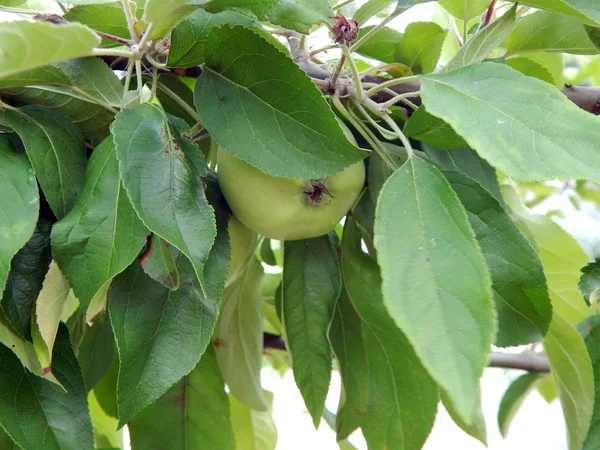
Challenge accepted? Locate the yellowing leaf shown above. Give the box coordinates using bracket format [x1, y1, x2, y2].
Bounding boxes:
[35, 261, 78, 366]
[502, 186, 592, 323]
[545, 314, 594, 450]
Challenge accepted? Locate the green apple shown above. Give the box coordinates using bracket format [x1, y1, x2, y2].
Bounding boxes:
[217, 123, 366, 241]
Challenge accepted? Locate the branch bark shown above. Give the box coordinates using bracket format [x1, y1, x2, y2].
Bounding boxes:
[98, 53, 600, 117]
[264, 332, 551, 373]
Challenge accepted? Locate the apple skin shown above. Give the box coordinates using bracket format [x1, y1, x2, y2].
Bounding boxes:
[217, 126, 365, 241]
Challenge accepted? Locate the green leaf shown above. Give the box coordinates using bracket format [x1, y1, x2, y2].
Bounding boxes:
[353, 0, 395, 25]
[582, 320, 600, 449]
[0, 428, 17, 450]
[230, 390, 278, 450]
[0, 65, 70, 89]
[0, 21, 100, 79]
[154, 75, 197, 126]
[109, 250, 221, 426]
[586, 25, 600, 51]
[444, 171, 552, 347]
[128, 345, 236, 450]
[2, 219, 52, 341]
[518, 0, 600, 27]
[497, 373, 542, 437]
[214, 257, 267, 411]
[142, 1, 201, 39]
[441, 390, 487, 445]
[77, 318, 116, 391]
[112, 104, 216, 291]
[86, 282, 111, 322]
[545, 313, 594, 450]
[367, 143, 407, 203]
[523, 53, 565, 87]
[140, 235, 180, 290]
[502, 186, 591, 323]
[355, 26, 402, 63]
[34, 260, 78, 366]
[0, 325, 94, 450]
[62, 0, 118, 4]
[52, 136, 148, 308]
[328, 290, 369, 440]
[195, 26, 365, 179]
[0, 311, 58, 382]
[507, 10, 598, 56]
[201, 0, 332, 33]
[64, 2, 130, 48]
[445, 5, 517, 72]
[420, 62, 600, 185]
[92, 355, 119, 419]
[89, 390, 123, 449]
[537, 374, 558, 403]
[0, 85, 115, 138]
[579, 259, 600, 306]
[423, 144, 503, 205]
[396, 0, 436, 7]
[56, 58, 123, 107]
[260, 239, 277, 266]
[438, 0, 489, 20]
[403, 106, 468, 150]
[505, 57, 557, 86]
[0, 136, 39, 296]
[282, 236, 341, 426]
[336, 217, 439, 449]
[374, 157, 494, 422]
[396, 21, 446, 74]
[1, 105, 87, 219]
[167, 9, 254, 67]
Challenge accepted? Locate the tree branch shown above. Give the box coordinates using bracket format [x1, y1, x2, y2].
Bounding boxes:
[488, 352, 550, 373]
[264, 332, 551, 373]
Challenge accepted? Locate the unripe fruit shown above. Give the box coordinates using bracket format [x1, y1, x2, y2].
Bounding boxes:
[217, 122, 365, 240]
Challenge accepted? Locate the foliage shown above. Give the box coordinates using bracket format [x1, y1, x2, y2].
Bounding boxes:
[0, 1, 599, 449]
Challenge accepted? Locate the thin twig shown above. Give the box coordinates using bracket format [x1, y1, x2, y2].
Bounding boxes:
[146, 53, 166, 69]
[262, 333, 551, 373]
[488, 352, 550, 373]
[333, 96, 397, 170]
[135, 59, 144, 104]
[149, 66, 158, 103]
[137, 23, 155, 53]
[381, 113, 414, 158]
[380, 91, 420, 110]
[123, 61, 134, 97]
[121, 0, 139, 42]
[351, 99, 397, 140]
[340, 44, 363, 101]
[91, 48, 136, 59]
[96, 31, 134, 47]
[310, 44, 338, 57]
[364, 76, 419, 97]
[330, 53, 347, 92]
[155, 81, 203, 124]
